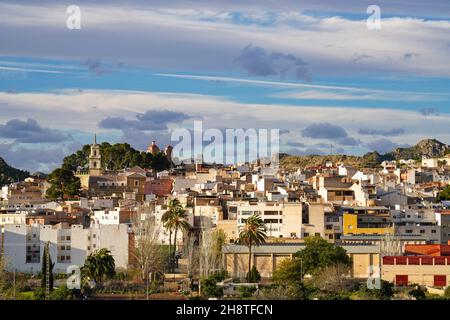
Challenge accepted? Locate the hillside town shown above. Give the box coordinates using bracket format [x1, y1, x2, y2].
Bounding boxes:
[1, 135, 450, 300]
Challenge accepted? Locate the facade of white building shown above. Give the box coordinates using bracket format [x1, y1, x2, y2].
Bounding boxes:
[1, 223, 131, 273]
[232, 201, 302, 238]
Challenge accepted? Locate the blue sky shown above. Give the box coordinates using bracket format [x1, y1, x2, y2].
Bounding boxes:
[0, 1, 449, 172]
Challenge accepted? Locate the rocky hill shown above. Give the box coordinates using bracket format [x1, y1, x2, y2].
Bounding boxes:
[0, 157, 29, 185]
[280, 139, 450, 170]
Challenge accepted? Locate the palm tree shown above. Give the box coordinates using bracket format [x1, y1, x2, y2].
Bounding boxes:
[82, 248, 116, 284]
[238, 214, 267, 282]
[162, 199, 191, 271]
[171, 208, 192, 264]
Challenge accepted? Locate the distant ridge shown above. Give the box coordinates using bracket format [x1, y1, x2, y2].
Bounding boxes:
[280, 138, 450, 169]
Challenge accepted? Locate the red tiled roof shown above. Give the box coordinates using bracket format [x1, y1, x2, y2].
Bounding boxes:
[405, 244, 450, 256]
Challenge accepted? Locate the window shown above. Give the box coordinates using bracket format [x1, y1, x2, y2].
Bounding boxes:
[304, 232, 309, 237]
[434, 275, 446, 287]
[432, 229, 437, 233]
[420, 230, 425, 234]
[395, 275, 408, 286]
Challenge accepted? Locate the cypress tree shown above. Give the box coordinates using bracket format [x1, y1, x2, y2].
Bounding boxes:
[41, 242, 54, 293]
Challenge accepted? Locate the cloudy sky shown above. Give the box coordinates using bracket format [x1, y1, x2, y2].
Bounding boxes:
[0, 0, 449, 172]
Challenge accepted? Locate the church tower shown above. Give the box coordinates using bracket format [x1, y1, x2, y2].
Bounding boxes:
[89, 134, 102, 176]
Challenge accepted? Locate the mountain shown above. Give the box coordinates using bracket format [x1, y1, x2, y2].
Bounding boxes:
[0, 157, 30, 185]
[280, 139, 450, 170]
[383, 139, 450, 161]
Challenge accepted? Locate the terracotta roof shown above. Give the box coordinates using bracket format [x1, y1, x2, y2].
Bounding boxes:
[405, 244, 450, 256]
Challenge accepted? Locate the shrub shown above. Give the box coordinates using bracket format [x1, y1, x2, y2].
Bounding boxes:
[409, 286, 426, 300]
[237, 285, 257, 298]
[246, 266, 261, 283]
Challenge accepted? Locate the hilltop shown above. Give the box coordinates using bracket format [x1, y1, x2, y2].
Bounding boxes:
[0, 157, 30, 185]
[280, 139, 450, 170]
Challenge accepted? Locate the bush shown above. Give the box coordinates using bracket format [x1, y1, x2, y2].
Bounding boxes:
[17, 291, 35, 300]
[237, 286, 257, 298]
[33, 287, 46, 300]
[201, 277, 223, 299]
[445, 286, 450, 297]
[49, 285, 77, 300]
[246, 266, 261, 283]
[409, 286, 426, 300]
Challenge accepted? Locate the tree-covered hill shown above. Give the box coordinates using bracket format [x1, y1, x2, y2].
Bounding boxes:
[0, 157, 29, 185]
[62, 142, 171, 172]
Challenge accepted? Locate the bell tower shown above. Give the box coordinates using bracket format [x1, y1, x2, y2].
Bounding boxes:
[89, 133, 102, 176]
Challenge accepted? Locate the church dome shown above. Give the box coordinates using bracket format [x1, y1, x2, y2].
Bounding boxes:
[147, 141, 160, 154]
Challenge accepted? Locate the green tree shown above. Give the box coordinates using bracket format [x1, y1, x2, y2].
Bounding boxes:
[41, 242, 54, 293]
[61, 142, 171, 172]
[45, 168, 81, 200]
[272, 257, 304, 284]
[200, 270, 228, 299]
[162, 199, 191, 272]
[246, 266, 261, 283]
[438, 185, 450, 201]
[238, 214, 267, 282]
[82, 248, 116, 284]
[295, 236, 351, 276]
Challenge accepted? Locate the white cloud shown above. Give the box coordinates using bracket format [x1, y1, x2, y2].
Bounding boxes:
[0, 3, 449, 76]
[0, 89, 448, 146]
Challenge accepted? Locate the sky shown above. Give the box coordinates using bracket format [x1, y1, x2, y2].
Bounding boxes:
[0, 0, 449, 172]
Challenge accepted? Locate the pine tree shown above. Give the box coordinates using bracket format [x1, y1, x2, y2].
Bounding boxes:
[41, 242, 54, 296]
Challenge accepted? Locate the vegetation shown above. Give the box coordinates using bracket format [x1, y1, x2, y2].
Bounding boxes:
[295, 236, 351, 276]
[246, 266, 261, 283]
[131, 215, 168, 283]
[438, 185, 450, 201]
[40, 242, 54, 293]
[62, 142, 170, 172]
[82, 248, 116, 284]
[45, 168, 81, 200]
[351, 280, 394, 300]
[200, 270, 228, 299]
[408, 286, 426, 300]
[162, 199, 192, 272]
[280, 138, 449, 170]
[238, 214, 267, 282]
[0, 157, 29, 185]
[237, 285, 257, 298]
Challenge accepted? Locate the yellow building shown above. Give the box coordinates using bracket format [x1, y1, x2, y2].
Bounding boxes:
[343, 213, 394, 236]
[223, 243, 380, 279]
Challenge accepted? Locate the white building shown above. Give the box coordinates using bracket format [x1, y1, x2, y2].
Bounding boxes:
[2, 223, 131, 273]
[92, 208, 120, 225]
[232, 201, 302, 238]
[153, 204, 194, 247]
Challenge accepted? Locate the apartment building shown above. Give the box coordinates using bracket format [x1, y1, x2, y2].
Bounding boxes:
[231, 201, 302, 239]
[340, 206, 394, 236]
[1, 223, 132, 273]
